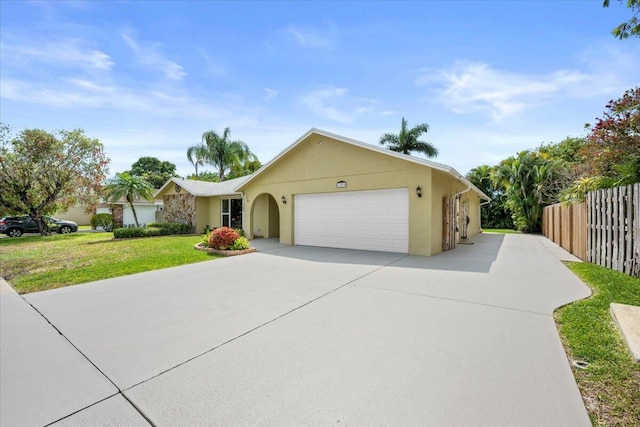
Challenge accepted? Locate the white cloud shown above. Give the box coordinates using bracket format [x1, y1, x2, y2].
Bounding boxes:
[285, 24, 333, 49]
[0, 38, 113, 71]
[422, 62, 592, 121]
[264, 88, 279, 100]
[121, 32, 186, 81]
[300, 87, 352, 123]
[0, 76, 241, 120]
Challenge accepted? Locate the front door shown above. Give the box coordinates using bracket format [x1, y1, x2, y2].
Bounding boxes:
[222, 198, 243, 229]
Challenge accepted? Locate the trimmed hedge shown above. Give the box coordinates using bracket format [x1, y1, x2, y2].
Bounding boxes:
[113, 227, 148, 238]
[147, 222, 191, 235]
[114, 222, 190, 239]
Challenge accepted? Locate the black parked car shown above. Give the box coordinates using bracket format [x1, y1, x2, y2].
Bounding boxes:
[0, 215, 78, 237]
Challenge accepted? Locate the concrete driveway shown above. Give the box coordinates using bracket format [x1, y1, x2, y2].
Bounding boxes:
[0, 233, 592, 426]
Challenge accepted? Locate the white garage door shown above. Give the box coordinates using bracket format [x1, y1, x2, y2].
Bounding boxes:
[294, 188, 409, 253]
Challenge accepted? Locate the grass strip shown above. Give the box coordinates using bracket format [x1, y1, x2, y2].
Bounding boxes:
[482, 228, 520, 234]
[0, 233, 220, 293]
[556, 262, 640, 426]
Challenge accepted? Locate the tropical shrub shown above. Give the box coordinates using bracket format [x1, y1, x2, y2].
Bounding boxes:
[145, 227, 161, 237]
[209, 226, 240, 249]
[146, 222, 190, 235]
[90, 213, 114, 232]
[234, 228, 245, 237]
[230, 236, 250, 250]
[113, 227, 147, 238]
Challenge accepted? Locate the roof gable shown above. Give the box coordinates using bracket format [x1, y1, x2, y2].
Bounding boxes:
[236, 128, 490, 200]
[155, 175, 253, 198]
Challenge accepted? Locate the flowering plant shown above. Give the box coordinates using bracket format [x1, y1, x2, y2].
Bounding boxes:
[209, 227, 240, 249]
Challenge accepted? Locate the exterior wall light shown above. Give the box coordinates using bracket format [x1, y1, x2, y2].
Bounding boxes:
[416, 186, 422, 198]
[336, 180, 347, 189]
[281, 196, 287, 204]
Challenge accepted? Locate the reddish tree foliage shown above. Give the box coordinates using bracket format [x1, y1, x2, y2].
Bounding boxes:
[579, 87, 640, 178]
[209, 226, 240, 249]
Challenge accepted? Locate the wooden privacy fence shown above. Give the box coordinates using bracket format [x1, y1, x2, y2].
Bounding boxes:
[543, 183, 640, 277]
[542, 202, 587, 261]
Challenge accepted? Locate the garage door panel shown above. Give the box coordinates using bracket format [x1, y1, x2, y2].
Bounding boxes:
[294, 188, 408, 253]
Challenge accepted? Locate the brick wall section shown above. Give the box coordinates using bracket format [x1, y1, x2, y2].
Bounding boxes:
[163, 193, 196, 232]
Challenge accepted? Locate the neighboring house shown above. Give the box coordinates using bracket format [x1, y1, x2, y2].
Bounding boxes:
[54, 205, 94, 226]
[97, 198, 163, 227]
[156, 129, 490, 256]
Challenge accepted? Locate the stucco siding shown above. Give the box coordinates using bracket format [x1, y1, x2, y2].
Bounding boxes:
[242, 134, 435, 255]
[55, 205, 93, 226]
[466, 194, 482, 237]
[208, 197, 222, 230]
[195, 198, 210, 234]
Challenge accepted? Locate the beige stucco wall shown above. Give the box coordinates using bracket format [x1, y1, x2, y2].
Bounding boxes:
[195, 197, 209, 234]
[240, 133, 451, 255]
[251, 194, 281, 238]
[465, 193, 483, 237]
[55, 205, 93, 226]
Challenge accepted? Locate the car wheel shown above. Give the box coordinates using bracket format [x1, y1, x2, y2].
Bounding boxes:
[59, 226, 72, 234]
[8, 228, 23, 237]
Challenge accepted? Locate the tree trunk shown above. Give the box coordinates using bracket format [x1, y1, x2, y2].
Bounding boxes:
[33, 214, 51, 236]
[130, 203, 140, 227]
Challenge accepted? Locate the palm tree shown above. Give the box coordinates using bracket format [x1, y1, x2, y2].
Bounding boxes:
[200, 127, 255, 181]
[104, 172, 155, 227]
[379, 117, 438, 158]
[186, 144, 207, 177]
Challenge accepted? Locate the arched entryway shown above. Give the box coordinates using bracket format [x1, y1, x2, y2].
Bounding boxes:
[250, 193, 280, 238]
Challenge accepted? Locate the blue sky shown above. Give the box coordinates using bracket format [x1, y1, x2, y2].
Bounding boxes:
[1, 1, 638, 178]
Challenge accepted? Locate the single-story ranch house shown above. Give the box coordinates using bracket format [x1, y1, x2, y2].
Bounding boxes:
[155, 129, 490, 256]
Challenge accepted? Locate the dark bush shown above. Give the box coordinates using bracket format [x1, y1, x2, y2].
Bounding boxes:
[113, 227, 147, 238]
[147, 222, 190, 235]
[90, 213, 114, 232]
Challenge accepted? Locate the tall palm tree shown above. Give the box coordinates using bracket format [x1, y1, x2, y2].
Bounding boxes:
[104, 172, 155, 227]
[379, 117, 438, 157]
[200, 127, 255, 181]
[186, 144, 207, 177]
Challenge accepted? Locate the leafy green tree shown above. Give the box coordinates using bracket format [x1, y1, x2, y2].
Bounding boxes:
[186, 144, 207, 177]
[581, 87, 639, 179]
[560, 87, 640, 202]
[128, 156, 177, 189]
[379, 117, 438, 157]
[0, 125, 109, 235]
[466, 165, 513, 229]
[186, 171, 219, 182]
[603, 0, 640, 39]
[104, 172, 154, 227]
[537, 136, 586, 163]
[494, 151, 564, 232]
[227, 159, 262, 180]
[191, 127, 256, 181]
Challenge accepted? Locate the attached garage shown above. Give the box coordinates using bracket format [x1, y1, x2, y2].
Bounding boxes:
[294, 188, 409, 253]
[235, 128, 490, 256]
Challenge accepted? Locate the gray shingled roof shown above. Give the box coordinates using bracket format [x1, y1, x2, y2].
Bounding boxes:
[160, 174, 253, 197]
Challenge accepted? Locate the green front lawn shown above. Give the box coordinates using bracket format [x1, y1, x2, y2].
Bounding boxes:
[556, 262, 640, 426]
[482, 228, 520, 234]
[0, 233, 220, 293]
